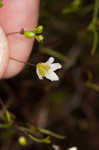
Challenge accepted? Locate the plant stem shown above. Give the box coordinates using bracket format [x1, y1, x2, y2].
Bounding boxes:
[90, 0, 99, 55]
[6, 32, 20, 36]
[6, 28, 25, 36]
[28, 134, 51, 144]
[91, 29, 98, 55]
[85, 81, 99, 92]
[40, 47, 68, 62]
[38, 128, 65, 139]
[92, 0, 99, 25]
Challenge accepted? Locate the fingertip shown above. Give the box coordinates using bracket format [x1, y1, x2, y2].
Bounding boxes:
[0, 0, 39, 78]
[3, 35, 34, 78]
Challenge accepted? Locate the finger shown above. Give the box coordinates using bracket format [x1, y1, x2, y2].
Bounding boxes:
[0, 0, 39, 78]
[0, 26, 9, 78]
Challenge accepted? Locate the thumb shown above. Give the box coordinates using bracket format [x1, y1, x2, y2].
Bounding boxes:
[0, 0, 39, 78]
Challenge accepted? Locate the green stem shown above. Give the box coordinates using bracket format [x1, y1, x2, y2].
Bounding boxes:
[92, 0, 99, 25]
[17, 126, 36, 134]
[40, 47, 68, 62]
[85, 81, 99, 92]
[0, 123, 11, 128]
[90, 0, 99, 55]
[38, 128, 65, 139]
[16, 126, 51, 144]
[91, 29, 98, 55]
[28, 135, 51, 144]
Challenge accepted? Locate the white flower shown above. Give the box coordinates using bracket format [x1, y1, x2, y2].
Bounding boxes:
[68, 147, 77, 150]
[52, 144, 60, 150]
[36, 57, 62, 81]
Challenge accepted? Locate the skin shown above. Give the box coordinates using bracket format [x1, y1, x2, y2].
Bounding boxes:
[0, 0, 39, 78]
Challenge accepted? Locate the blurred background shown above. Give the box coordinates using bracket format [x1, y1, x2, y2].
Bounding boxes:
[0, 0, 99, 149]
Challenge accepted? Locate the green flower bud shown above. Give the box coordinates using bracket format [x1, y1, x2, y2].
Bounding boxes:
[24, 31, 35, 39]
[37, 25, 43, 33]
[35, 35, 44, 42]
[33, 25, 43, 34]
[18, 136, 27, 146]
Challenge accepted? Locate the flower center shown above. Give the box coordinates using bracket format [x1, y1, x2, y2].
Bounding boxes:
[37, 63, 50, 77]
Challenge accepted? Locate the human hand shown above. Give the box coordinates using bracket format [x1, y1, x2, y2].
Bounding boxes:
[0, 0, 39, 78]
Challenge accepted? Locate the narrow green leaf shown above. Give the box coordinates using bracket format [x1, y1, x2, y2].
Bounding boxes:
[28, 135, 51, 144]
[38, 128, 65, 139]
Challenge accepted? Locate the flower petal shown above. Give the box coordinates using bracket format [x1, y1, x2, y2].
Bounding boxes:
[51, 63, 62, 71]
[68, 147, 77, 150]
[36, 68, 43, 80]
[45, 71, 59, 81]
[46, 57, 54, 65]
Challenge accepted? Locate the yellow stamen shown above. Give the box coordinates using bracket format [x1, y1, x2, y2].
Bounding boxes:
[37, 63, 50, 77]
